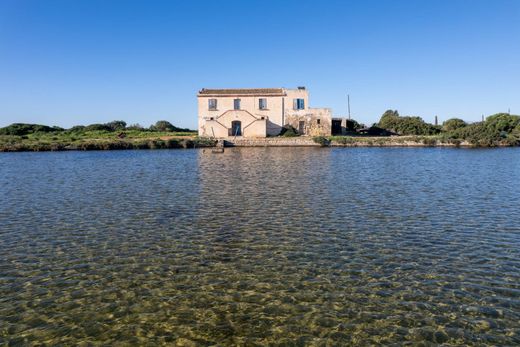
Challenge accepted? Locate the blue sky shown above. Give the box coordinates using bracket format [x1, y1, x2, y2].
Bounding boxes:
[0, 0, 519, 129]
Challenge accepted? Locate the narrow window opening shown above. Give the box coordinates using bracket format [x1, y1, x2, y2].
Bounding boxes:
[234, 99, 241, 110]
[208, 99, 217, 110]
[259, 98, 267, 110]
[317, 119, 321, 125]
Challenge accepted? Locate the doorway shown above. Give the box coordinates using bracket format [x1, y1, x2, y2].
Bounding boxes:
[231, 121, 242, 136]
[298, 121, 305, 135]
[332, 119, 342, 135]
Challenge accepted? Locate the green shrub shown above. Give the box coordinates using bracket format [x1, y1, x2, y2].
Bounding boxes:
[105, 120, 127, 131]
[442, 118, 467, 132]
[345, 119, 362, 131]
[0, 123, 63, 136]
[422, 137, 437, 146]
[312, 136, 330, 146]
[150, 120, 192, 132]
[279, 125, 299, 137]
[378, 110, 441, 135]
[84, 123, 112, 132]
[165, 139, 182, 148]
[448, 113, 520, 146]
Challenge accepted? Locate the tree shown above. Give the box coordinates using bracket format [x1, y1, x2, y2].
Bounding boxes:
[105, 120, 127, 131]
[0, 123, 61, 135]
[442, 118, 467, 132]
[377, 110, 440, 136]
[150, 121, 193, 132]
[150, 120, 176, 132]
[345, 119, 361, 131]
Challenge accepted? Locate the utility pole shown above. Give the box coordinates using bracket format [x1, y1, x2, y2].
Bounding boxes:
[435, 115, 438, 126]
[347, 94, 351, 120]
[508, 108, 511, 115]
[482, 114, 484, 122]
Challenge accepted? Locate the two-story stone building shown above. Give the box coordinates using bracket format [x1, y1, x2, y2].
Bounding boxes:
[197, 87, 332, 138]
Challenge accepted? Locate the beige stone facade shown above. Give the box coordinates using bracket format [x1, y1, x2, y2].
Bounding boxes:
[197, 87, 332, 138]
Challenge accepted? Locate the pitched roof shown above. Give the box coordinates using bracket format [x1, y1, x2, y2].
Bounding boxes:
[198, 88, 285, 96]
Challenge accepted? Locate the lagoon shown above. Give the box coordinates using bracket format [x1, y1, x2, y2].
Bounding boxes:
[1, 148, 519, 345]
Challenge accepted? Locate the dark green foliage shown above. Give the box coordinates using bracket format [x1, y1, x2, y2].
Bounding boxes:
[150, 120, 192, 132]
[345, 119, 361, 131]
[447, 113, 520, 146]
[442, 118, 467, 132]
[68, 125, 86, 133]
[312, 136, 330, 146]
[378, 111, 441, 136]
[105, 120, 127, 131]
[84, 123, 112, 132]
[279, 125, 299, 137]
[422, 137, 438, 146]
[0, 123, 63, 135]
[358, 126, 395, 136]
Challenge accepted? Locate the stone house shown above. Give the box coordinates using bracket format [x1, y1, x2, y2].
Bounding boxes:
[197, 87, 332, 138]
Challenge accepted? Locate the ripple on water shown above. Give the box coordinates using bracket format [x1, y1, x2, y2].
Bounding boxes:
[0, 148, 519, 345]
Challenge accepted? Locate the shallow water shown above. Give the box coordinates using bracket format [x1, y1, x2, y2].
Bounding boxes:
[1, 147, 519, 345]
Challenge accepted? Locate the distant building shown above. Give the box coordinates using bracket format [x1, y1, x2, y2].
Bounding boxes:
[197, 87, 332, 137]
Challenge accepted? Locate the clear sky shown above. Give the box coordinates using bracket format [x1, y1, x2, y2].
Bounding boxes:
[0, 0, 519, 129]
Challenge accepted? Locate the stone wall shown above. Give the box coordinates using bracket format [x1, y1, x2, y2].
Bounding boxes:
[218, 137, 473, 147]
[285, 107, 332, 136]
[225, 137, 320, 147]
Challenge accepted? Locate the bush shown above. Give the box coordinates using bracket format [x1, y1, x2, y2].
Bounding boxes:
[150, 120, 192, 132]
[422, 137, 437, 146]
[448, 113, 520, 146]
[345, 119, 362, 131]
[378, 110, 440, 136]
[0, 123, 62, 136]
[105, 120, 127, 131]
[312, 136, 330, 146]
[68, 125, 86, 133]
[442, 118, 467, 132]
[279, 125, 299, 137]
[84, 123, 112, 132]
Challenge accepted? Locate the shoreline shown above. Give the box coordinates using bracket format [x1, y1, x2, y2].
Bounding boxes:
[1, 135, 518, 152]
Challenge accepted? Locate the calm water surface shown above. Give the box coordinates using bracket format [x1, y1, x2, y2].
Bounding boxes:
[1, 148, 519, 345]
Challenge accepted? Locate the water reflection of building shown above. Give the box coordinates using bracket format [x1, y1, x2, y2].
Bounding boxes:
[196, 148, 333, 240]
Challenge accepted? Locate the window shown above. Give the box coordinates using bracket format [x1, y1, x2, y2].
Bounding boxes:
[259, 98, 267, 110]
[293, 98, 305, 110]
[234, 99, 241, 110]
[208, 99, 217, 110]
[317, 119, 321, 125]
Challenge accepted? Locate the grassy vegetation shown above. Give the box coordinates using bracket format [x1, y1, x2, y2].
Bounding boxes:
[0, 121, 216, 152]
[2, 112, 519, 151]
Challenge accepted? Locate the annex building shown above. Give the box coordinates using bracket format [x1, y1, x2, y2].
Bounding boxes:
[197, 87, 334, 138]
